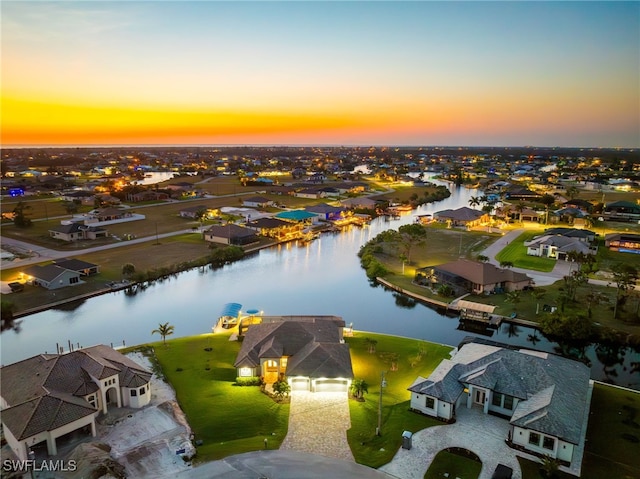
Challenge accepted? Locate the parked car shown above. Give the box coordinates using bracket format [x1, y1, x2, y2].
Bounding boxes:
[8, 282, 24, 293]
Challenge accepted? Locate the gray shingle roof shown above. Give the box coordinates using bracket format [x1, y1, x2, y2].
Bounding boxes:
[234, 319, 353, 380]
[408, 343, 590, 444]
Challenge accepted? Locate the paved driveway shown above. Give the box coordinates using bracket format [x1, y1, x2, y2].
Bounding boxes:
[380, 405, 522, 479]
[279, 390, 354, 462]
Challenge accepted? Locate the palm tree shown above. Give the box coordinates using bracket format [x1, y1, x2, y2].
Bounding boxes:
[468, 196, 481, 208]
[505, 290, 521, 314]
[500, 260, 514, 269]
[477, 255, 489, 262]
[531, 288, 546, 315]
[365, 337, 378, 354]
[152, 322, 175, 346]
[515, 202, 525, 224]
[349, 378, 369, 399]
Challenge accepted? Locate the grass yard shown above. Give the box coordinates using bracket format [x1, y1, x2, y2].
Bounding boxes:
[581, 383, 640, 479]
[424, 449, 482, 479]
[345, 332, 453, 468]
[147, 333, 290, 462]
[495, 231, 556, 272]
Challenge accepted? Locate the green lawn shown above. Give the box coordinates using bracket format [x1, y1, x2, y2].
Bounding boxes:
[424, 450, 482, 479]
[144, 334, 290, 463]
[495, 231, 556, 272]
[582, 383, 640, 479]
[345, 332, 453, 467]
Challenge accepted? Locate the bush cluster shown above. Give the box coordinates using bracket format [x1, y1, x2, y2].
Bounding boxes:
[235, 376, 263, 386]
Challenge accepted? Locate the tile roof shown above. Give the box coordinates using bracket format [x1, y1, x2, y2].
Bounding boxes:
[408, 342, 590, 444]
[0, 346, 151, 440]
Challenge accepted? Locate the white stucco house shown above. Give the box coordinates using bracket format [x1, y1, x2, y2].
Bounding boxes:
[0, 345, 152, 461]
[408, 341, 591, 470]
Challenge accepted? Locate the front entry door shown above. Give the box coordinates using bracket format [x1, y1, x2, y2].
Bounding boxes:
[474, 389, 485, 405]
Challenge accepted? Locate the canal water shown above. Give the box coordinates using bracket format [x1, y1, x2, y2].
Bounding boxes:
[2, 177, 638, 388]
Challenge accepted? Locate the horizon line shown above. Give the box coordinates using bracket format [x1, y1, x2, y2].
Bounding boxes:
[2, 144, 636, 151]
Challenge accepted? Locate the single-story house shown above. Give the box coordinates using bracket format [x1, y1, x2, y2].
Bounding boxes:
[526, 235, 594, 260]
[605, 233, 640, 254]
[434, 207, 489, 227]
[275, 210, 319, 224]
[53, 259, 100, 276]
[294, 188, 325, 199]
[126, 191, 169, 202]
[93, 207, 133, 222]
[504, 187, 541, 201]
[61, 190, 95, 205]
[602, 201, 640, 222]
[304, 203, 345, 221]
[417, 260, 532, 296]
[49, 223, 108, 242]
[408, 341, 591, 468]
[340, 197, 377, 209]
[203, 224, 258, 245]
[22, 264, 83, 290]
[0, 345, 152, 461]
[543, 228, 596, 243]
[234, 317, 353, 393]
[526, 228, 597, 260]
[179, 205, 209, 219]
[242, 196, 274, 208]
[245, 217, 304, 241]
[516, 207, 543, 223]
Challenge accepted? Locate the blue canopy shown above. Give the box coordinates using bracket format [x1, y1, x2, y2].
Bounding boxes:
[219, 302, 242, 319]
[246, 309, 260, 315]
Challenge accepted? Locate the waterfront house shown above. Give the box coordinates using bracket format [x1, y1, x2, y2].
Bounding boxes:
[408, 341, 591, 469]
[305, 203, 345, 221]
[22, 264, 83, 290]
[53, 258, 100, 276]
[605, 233, 640, 254]
[433, 207, 489, 228]
[417, 259, 532, 296]
[275, 210, 319, 224]
[0, 345, 151, 461]
[203, 224, 258, 246]
[234, 317, 353, 393]
[245, 217, 304, 241]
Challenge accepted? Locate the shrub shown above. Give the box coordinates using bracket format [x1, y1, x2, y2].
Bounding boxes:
[235, 376, 263, 386]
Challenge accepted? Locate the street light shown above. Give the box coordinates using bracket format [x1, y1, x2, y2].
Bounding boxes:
[376, 371, 387, 436]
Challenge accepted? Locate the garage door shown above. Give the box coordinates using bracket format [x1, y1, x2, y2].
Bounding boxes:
[290, 378, 310, 391]
[314, 379, 349, 393]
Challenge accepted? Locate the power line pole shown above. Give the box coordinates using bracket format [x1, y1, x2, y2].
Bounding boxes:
[376, 371, 387, 436]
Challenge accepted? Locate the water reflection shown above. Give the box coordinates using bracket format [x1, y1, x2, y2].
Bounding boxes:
[1, 179, 638, 389]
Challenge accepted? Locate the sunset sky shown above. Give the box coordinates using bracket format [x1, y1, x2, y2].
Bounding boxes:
[2, 1, 638, 147]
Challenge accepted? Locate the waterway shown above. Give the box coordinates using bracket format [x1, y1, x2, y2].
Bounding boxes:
[2, 177, 638, 389]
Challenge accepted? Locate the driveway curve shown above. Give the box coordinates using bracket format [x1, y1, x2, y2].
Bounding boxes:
[380, 405, 522, 479]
